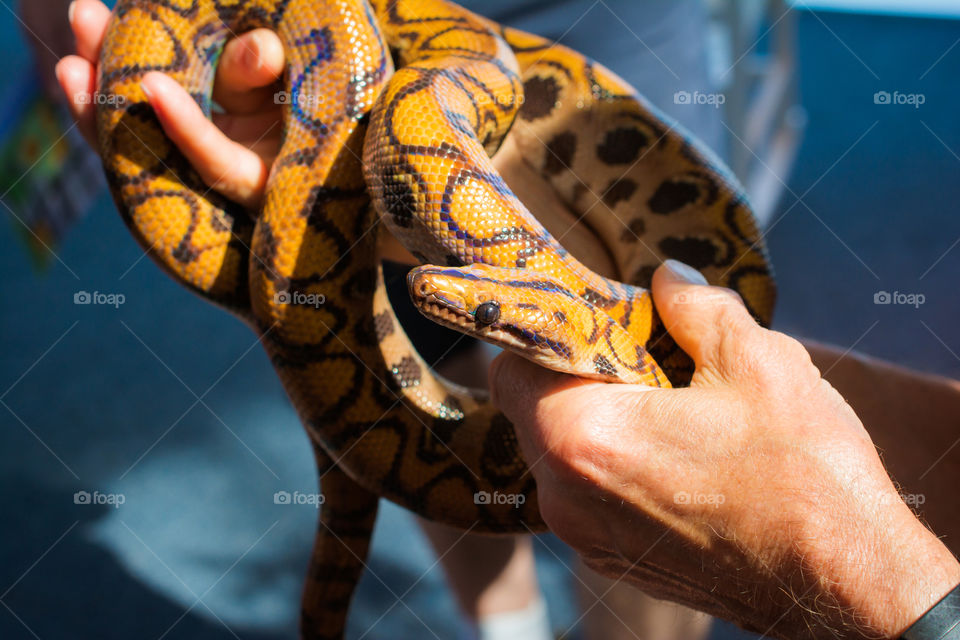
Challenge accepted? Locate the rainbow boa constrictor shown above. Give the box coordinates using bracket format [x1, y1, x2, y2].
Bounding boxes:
[95, 0, 775, 636]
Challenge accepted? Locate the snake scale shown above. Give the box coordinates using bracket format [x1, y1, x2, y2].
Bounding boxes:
[95, 0, 775, 637]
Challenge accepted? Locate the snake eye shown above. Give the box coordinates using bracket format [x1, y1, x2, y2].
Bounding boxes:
[475, 301, 500, 325]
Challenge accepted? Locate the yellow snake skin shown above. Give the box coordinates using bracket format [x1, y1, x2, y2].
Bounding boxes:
[95, 0, 775, 637]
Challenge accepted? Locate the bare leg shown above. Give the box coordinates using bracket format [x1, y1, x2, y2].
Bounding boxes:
[420, 520, 543, 621]
[575, 560, 711, 640]
[418, 342, 549, 637]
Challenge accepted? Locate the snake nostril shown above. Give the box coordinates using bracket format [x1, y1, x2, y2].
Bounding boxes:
[418, 283, 428, 296]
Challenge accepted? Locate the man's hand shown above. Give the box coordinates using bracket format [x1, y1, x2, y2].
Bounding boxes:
[54, 0, 286, 209]
[491, 260, 960, 639]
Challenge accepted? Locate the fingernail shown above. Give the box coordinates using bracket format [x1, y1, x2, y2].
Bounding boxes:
[664, 259, 708, 286]
[68, 1, 76, 23]
[244, 32, 263, 71]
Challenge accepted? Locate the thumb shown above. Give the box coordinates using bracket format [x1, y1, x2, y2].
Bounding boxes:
[651, 260, 760, 371]
[214, 29, 286, 113]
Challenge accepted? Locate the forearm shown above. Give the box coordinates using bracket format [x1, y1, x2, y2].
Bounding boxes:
[803, 339, 960, 554]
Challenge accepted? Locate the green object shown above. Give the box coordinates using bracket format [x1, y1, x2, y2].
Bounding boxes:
[0, 76, 103, 270]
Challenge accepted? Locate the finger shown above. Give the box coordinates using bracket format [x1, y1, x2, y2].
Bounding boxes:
[213, 29, 285, 114]
[69, 0, 112, 63]
[55, 56, 98, 146]
[141, 72, 269, 209]
[651, 260, 757, 370]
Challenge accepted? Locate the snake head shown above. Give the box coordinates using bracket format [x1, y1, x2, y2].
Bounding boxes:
[407, 264, 583, 366]
[408, 264, 669, 387]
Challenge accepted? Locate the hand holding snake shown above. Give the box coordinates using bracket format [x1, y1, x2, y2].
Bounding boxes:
[491, 263, 960, 640]
[73, 0, 775, 637]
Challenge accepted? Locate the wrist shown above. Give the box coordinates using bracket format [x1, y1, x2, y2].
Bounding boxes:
[807, 501, 960, 639]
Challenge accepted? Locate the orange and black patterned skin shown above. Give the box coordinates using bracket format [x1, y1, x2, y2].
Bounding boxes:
[96, 0, 775, 637]
[408, 264, 669, 386]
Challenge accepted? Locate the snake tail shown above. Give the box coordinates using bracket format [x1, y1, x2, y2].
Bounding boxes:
[301, 448, 379, 640]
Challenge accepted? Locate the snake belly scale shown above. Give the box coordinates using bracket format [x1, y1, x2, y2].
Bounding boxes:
[95, 0, 775, 637]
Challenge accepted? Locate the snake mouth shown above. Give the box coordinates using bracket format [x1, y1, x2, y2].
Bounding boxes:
[415, 295, 548, 356]
[407, 268, 544, 354]
[417, 295, 474, 326]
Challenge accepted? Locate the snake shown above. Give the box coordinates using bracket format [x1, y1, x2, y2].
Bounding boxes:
[95, 0, 775, 637]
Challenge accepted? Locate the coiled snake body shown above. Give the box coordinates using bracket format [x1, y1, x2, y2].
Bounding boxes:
[96, 1, 774, 637]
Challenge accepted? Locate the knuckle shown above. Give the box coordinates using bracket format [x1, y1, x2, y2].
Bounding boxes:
[713, 293, 752, 334]
[766, 331, 813, 365]
[737, 330, 821, 400]
[709, 303, 762, 377]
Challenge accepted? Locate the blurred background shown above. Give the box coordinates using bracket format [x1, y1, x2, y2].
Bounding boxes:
[1, 0, 958, 638]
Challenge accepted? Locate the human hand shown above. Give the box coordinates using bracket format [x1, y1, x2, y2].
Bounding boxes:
[54, 0, 286, 209]
[491, 260, 960, 639]
[20, 0, 75, 98]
